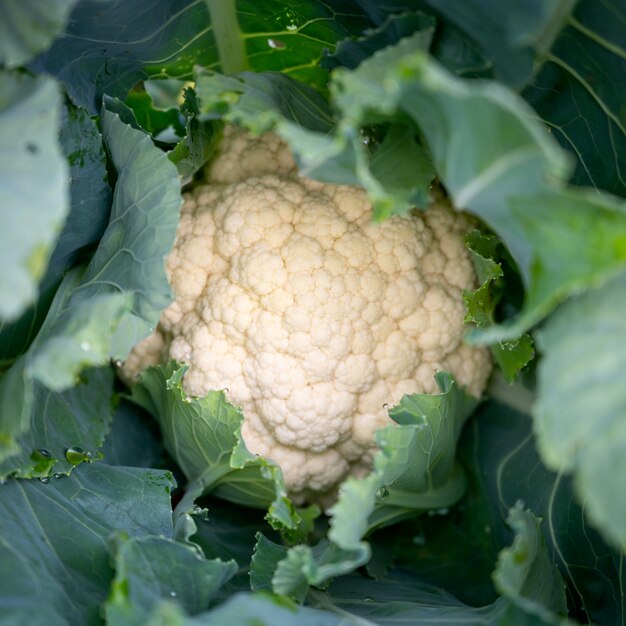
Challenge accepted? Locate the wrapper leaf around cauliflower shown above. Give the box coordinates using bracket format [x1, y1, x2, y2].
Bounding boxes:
[123, 126, 491, 504]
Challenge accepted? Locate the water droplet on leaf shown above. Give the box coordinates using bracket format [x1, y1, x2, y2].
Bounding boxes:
[31, 449, 57, 473]
[39, 477, 49, 484]
[375, 486, 389, 500]
[65, 447, 90, 466]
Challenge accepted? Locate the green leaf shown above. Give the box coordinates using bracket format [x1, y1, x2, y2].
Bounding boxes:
[342, 35, 569, 258]
[129, 362, 300, 532]
[51, 100, 113, 277]
[298, 503, 566, 625]
[227, 0, 371, 90]
[30, 0, 370, 114]
[26, 103, 180, 388]
[124, 90, 186, 140]
[169, 87, 221, 182]
[0, 0, 77, 68]
[429, 19, 491, 77]
[0, 98, 112, 363]
[0, 106, 180, 475]
[194, 69, 334, 134]
[0, 267, 130, 473]
[250, 533, 290, 593]
[279, 35, 438, 219]
[306, 572, 560, 626]
[0, 464, 174, 626]
[333, 372, 477, 543]
[534, 270, 626, 551]
[323, 11, 436, 70]
[421, 0, 576, 88]
[0, 366, 114, 479]
[251, 533, 370, 602]
[76, 106, 181, 356]
[470, 188, 626, 343]
[106, 535, 237, 626]
[464, 231, 534, 381]
[0, 72, 69, 321]
[524, 0, 626, 198]
[464, 397, 625, 625]
[367, 123, 434, 215]
[25, 276, 132, 390]
[102, 399, 164, 469]
[494, 505, 567, 621]
[147, 592, 342, 626]
[31, 0, 217, 114]
[192, 498, 275, 595]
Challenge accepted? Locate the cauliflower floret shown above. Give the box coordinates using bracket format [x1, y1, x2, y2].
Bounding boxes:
[124, 127, 491, 504]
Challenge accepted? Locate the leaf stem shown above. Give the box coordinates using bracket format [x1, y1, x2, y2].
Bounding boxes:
[205, 0, 249, 74]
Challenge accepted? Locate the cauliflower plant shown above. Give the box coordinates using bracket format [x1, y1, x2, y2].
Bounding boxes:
[123, 126, 491, 503]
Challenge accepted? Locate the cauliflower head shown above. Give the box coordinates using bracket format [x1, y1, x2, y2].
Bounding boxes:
[123, 126, 491, 504]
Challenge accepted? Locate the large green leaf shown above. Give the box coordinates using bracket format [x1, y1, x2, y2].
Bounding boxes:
[344, 0, 577, 84]
[106, 536, 237, 626]
[0, 107, 180, 476]
[24, 105, 180, 390]
[0, 464, 174, 626]
[0, 0, 77, 68]
[525, 0, 626, 199]
[129, 362, 301, 533]
[534, 270, 626, 551]
[31, 0, 370, 114]
[51, 102, 113, 274]
[421, 0, 576, 88]
[465, 397, 626, 625]
[0, 72, 69, 321]
[281, 25, 563, 223]
[0, 99, 112, 363]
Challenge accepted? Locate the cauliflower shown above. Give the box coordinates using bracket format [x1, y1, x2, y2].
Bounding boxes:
[123, 126, 491, 504]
